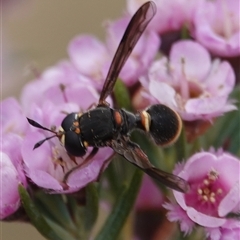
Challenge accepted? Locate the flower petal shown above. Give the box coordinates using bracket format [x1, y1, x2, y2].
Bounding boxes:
[186, 207, 226, 227]
[149, 81, 177, 108]
[185, 96, 236, 119]
[0, 153, 21, 219]
[1, 97, 28, 135]
[169, 40, 211, 81]
[193, 0, 240, 57]
[28, 170, 64, 191]
[68, 35, 108, 77]
[218, 182, 240, 217]
[66, 148, 113, 189]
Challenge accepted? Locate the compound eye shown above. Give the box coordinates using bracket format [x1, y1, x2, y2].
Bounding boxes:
[61, 113, 78, 131]
[64, 131, 86, 157]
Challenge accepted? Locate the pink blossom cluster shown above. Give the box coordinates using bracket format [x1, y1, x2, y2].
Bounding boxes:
[128, 0, 240, 57]
[129, 0, 237, 122]
[1, 63, 115, 219]
[1, 3, 239, 238]
[68, 15, 160, 88]
[136, 40, 236, 121]
[164, 150, 240, 240]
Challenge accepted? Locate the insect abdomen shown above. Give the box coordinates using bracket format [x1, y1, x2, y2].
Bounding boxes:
[146, 104, 182, 146]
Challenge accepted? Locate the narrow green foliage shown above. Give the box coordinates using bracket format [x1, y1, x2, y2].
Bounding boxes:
[35, 191, 76, 231]
[84, 183, 99, 232]
[174, 127, 188, 161]
[114, 79, 132, 110]
[95, 169, 143, 240]
[104, 157, 123, 194]
[44, 218, 79, 240]
[200, 86, 240, 156]
[18, 185, 62, 240]
[181, 24, 190, 39]
[65, 196, 83, 229]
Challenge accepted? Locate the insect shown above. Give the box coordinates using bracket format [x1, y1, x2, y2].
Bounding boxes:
[27, 1, 189, 193]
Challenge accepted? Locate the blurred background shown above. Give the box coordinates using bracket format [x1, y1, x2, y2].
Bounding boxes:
[2, 0, 125, 99]
[2, 0, 125, 239]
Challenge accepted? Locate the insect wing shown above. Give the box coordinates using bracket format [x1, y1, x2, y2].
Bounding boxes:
[98, 1, 156, 105]
[109, 138, 189, 193]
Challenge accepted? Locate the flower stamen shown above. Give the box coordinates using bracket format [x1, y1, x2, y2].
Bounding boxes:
[59, 83, 69, 103]
[197, 169, 222, 204]
[180, 57, 190, 100]
[203, 179, 210, 185]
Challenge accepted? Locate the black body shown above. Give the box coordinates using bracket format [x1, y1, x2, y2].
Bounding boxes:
[61, 104, 181, 157]
[80, 107, 135, 145]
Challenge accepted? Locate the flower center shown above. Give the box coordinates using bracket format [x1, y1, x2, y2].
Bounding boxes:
[176, 58, 203, 102]
[197, 170, 223, 204]
[49, 145, 78, 181]
[185, 169, 226, 216]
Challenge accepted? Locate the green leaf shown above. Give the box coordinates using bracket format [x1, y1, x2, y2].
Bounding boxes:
[95, 169, 143, 240]
[200, 86, 240, 156]
[18, 185, 62, 240]
[44, 217, 78, 240]
[104, 157, 123, 194]
[181, 24, 190, 39]
[35, 191, 76, 231]
[65, 195, 83, 229]
[84, 183, 99, 232]
[113, 79, 132, 110]
[174, 127, 188, 161]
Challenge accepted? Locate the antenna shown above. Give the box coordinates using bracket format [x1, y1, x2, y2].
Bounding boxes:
[27, 118, 62, 149]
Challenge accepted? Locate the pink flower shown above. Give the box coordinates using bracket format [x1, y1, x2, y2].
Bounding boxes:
[0, 133, 27, 219]
[68, 35, 109, 90]
[135, 175, 163, 210]
[19, 61, 113, 193]
[1, 97, 29, 135]
[68, 17, 160, 87]
[0, 98, 28, 219]
[104, 15, 160, 86]
[193, 0, 240, 57]
[20, 61, 97, 115]
[163, 150, 240, 239]
[137, 40, 236, 121]
[22, 131, 112, 193]
[127, 0, 201, 33]
[205, 219, 240, 240]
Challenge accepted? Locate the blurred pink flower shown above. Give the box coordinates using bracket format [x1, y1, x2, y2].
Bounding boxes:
[20, 61, 97, 116]
[127, 0, 200, 33]
[163, 150, 240, 239]
[135, 175, 163, 210]
[137, 40, 236, 121]
[0, 133, 27, 219]
[1, 98, 28, 218]
[193, 0, 240, 57]
[1, 97, 29, 135]
[104, 15, 160, 86]
[68, 16, 160, 87]
[68, 35, 109, 90]
[205, 219, 240, 240]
